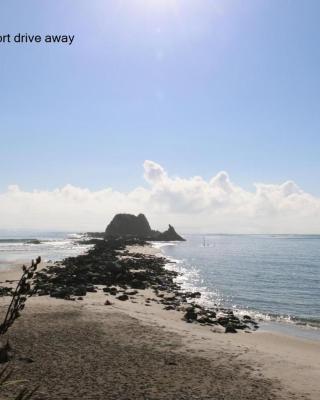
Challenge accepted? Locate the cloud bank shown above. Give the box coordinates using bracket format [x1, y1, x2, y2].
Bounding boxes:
[1, 160, 320, 233]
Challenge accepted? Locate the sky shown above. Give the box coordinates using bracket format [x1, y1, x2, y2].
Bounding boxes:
[1, 0, 320, 232]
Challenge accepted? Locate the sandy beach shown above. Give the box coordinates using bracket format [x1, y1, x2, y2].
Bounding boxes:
[0, 246, 319, 400]
[3, 1, 320, 398]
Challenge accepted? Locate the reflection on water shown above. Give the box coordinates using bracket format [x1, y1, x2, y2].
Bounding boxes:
[155, 234, 320, 339]
[0, 231, 92, 265]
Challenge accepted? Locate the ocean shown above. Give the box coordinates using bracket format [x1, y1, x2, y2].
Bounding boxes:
[0, 231, 319, 340]
[156, 234, 320, 340]
[0, 230, 92, 268]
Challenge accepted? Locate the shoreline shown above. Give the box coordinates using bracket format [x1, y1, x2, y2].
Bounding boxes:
[0, 241, 319, 398]
[153, 241, 320, 343]
[2, 250, 320, 343]
[259, 320, 320, 342]
[2, 241, 320, 342]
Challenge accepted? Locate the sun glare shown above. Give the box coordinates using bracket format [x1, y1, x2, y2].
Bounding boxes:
[146, 0, 176, 5]
[140, 0, 180, 12]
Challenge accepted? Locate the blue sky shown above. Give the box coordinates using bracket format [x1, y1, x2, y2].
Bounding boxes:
[1, 0, 320, 196]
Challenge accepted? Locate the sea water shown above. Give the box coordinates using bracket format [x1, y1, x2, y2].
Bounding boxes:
[155, 234, 320, 341]
[0, 230, 91, 269]
[1, 231, 319, 340]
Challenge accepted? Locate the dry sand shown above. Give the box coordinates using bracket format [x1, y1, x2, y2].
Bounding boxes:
[0, 247, 319, 400]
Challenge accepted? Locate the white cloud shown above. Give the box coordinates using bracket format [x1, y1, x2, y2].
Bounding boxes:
[1, 160, 320, 233]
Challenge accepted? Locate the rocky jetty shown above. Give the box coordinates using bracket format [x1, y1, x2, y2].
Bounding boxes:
[105, 213, 185, 241]
[33, 237, 258, 333]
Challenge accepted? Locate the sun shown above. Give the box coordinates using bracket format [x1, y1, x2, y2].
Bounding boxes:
[139, 0, 180, 12]
[145, 0, 176, 5]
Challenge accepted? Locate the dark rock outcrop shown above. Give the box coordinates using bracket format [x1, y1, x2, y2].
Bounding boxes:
[105, 213, 153, 239]
[157, 225, 185, 241]
[105, 213, 185, 241]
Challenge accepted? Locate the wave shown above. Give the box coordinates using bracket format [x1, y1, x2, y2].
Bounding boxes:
[0, 232, 92, 263]
[231, 308, 320, 330]
[67, 233, 84, 239]
[0, 238, 40, 244]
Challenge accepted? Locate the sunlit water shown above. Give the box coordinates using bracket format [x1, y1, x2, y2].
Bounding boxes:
[154, 234, 320, 341]
[1, 231, 319, 340]
[0, 230, 91, 268]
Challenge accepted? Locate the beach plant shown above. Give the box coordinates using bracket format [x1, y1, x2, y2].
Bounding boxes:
[0, 257, 41, 399]
[0, 257, 41, 363]
[0, 257, 41, 337]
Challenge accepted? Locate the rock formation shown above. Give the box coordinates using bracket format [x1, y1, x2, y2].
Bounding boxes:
[105, 213, 185, 241]
[157, 225, 185, 241]
[105, 213, 153, 238]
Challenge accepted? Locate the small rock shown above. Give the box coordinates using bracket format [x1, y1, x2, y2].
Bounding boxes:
[117, 294, 129, 301]
[86, 285, 97, 293]
[109, 287, 118, 296]
[225, 324, 237, 333]
[104, 300, 113, 306]
[184, 307, 198, 322]
[124, 290, 138, 296]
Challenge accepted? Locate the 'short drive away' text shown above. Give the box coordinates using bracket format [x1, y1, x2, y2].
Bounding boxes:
[0, 33, 75, 45]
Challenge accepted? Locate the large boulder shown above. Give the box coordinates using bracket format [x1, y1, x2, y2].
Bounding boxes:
[105, 213, 153, 239]
[105, 213, 185, 241]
